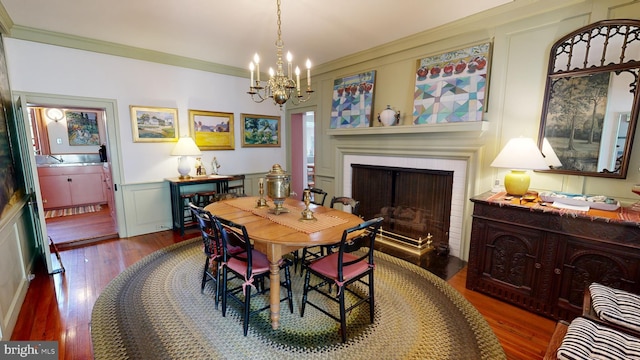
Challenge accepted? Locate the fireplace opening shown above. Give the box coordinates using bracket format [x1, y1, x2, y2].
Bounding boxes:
[351, 164, 453, 254]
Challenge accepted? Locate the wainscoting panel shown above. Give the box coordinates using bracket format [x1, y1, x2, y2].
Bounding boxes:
[0, 204, 34, 340]
[120, 182, 172, 237]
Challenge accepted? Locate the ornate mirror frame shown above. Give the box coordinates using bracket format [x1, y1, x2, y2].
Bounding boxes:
[537, 19, 640, 178]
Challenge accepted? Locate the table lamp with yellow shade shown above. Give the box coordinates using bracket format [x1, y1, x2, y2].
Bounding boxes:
[490, 137, 549, 196]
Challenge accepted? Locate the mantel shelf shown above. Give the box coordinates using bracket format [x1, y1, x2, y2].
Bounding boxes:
[326, 121, 488, 136]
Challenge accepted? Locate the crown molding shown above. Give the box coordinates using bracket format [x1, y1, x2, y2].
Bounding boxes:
[6, 25, 248, 78]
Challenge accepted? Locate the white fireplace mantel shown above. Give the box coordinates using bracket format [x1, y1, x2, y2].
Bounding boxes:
[326, 121, 488, 136]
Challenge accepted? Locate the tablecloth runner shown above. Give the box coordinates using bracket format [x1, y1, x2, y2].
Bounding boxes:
[223, 196, 348, 234]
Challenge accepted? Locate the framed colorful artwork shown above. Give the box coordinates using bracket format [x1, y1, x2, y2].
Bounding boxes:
[240, 113, 280, 147]
[130, 105, 179, 142]
[188, 110, 234, 150]
[413, 41, 492, 124]
[330, 70, 376, 128]
[66, 110, 100, 146]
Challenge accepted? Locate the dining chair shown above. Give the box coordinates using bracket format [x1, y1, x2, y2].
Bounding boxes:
[296, 195, 362, 274]
[189, 203, 224, 309]
[293, 187, 329, 273]
[300, 216, 383, 343]
[305, 187, 328, 206]
[215, 216, 294, 336]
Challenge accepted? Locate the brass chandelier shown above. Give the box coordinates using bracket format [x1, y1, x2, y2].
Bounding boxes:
[248, 0, 313, 108]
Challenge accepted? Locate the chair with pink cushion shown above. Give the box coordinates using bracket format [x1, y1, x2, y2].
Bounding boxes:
[216, 216, 294, 336]
[300, 216, 383, 342]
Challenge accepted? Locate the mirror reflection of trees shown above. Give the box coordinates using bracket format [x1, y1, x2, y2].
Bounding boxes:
[538, 19, 640, 178]
[544, 73, 609, 172]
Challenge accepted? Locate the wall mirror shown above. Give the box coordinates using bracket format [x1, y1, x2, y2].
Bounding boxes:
[538, 19, 640, 178]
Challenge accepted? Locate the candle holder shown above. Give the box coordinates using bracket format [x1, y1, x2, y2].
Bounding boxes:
[299, 189, 317, 222]
[256, 178, 268, 208]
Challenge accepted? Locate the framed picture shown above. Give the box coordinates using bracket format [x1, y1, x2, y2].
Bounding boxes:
[330, 70, 376, 128]
[130, 105, 179, 142]
[189, 110, 234, 150]
[240, 113, 280, 147]
[413, 41, 492, 124]
[66, 110, 100, 146]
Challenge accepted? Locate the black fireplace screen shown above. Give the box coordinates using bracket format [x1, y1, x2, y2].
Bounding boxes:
[351, 164, 453, 246]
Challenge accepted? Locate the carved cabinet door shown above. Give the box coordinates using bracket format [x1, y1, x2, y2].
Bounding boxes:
[553, 235, 640, 319]
[474, 220, 545, 300]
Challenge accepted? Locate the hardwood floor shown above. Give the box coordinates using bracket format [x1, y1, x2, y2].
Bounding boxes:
[45, 205, 118, 249]
[10, 226, 556, 359]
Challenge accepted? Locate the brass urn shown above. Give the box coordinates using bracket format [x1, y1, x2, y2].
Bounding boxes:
[265, 164, 291, 214]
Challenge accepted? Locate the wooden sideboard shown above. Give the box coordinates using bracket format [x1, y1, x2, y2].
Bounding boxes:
[466, 192, 640, 321]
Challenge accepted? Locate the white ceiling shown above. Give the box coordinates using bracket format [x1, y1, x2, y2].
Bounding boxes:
[0, 0, 512, 70]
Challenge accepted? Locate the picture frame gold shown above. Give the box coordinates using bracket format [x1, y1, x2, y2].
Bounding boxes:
[188, 110, 234, 150]
[240, 113, 281, 147]
[130, 105, 179, 142]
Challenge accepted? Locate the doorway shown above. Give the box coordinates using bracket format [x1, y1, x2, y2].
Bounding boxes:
[28, 104, 118, 247]
[290, 110, 315, 197]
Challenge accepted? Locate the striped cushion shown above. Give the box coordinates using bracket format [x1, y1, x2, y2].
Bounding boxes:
[557, 317, 640, 360]
[590, 283, 640, 333]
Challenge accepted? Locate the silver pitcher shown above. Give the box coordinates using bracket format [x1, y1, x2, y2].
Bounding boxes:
[265, 164, 291, 214]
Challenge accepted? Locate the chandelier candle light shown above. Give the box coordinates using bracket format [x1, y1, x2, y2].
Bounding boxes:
[248, 0, 313, 108]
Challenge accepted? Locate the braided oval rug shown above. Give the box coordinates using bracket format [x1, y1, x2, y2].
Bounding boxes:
[91, 239, 505, 359]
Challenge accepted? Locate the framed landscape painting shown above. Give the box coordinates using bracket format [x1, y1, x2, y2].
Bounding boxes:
[330, 70, 376, 128]
[241, 113, 280, 147]
[189, 109, 234, 150]
[413, 41, 492, 124]
[130, 105, 179, 142]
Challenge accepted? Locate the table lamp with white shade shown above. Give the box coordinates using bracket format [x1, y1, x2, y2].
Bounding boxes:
[490, 137, 549, 196]
[171, 136, 202, 179]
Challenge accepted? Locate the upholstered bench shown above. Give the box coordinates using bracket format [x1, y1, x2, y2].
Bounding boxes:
[586, 283, 640, 333]
[553, 317, 640, 360]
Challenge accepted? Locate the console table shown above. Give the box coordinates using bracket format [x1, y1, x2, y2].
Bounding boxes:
[166, 175, 232, 235]
[466, 191, 640, 321]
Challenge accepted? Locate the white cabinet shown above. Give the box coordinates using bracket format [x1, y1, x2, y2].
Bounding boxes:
[38, 165, 107, 210]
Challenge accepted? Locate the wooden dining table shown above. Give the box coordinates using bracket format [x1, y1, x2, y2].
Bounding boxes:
[204, 196, 363, 330]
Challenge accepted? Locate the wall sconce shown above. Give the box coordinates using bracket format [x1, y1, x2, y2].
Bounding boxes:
[490, 137, 549, 196]
[45, 108, 64, 122]
[170, 136, 202, 179]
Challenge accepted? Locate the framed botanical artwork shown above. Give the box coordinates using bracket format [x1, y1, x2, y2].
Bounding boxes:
[240, 113, 280, 147]
[413, 41, 492, 124]
[188, 110, 234, 150]
[66, 110, 100, 146]
[130, 105, 179, 142]
[330, 70, 376, 128]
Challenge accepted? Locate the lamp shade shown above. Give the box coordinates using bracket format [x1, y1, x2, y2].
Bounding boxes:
[541, 137, 562, 168]
[490, 137, 549, 170]
[491, 137, 548, 196]
[171, 137, 201, 179]
[171, 137, 202, 156]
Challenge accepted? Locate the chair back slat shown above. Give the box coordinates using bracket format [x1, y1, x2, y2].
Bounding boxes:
[337, 217, 383, 280]
[330, 196, 361, 216]
[189, 203, 221, 258]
